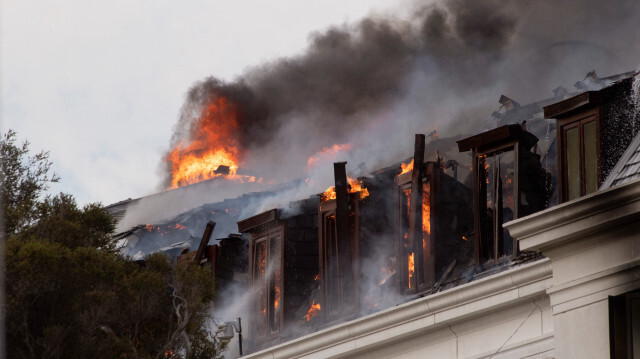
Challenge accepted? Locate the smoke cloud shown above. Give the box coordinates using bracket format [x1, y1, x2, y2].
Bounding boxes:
[161, 0, 639, 197]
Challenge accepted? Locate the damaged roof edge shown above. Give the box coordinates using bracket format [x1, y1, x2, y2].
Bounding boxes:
[601, 129, 640, 189]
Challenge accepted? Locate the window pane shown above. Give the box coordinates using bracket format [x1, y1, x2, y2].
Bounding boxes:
[583, 121, 598, 195]
[343, 211, 355, 308]
[254, 241, 267, 335]
[269, 235, 281, 333]
[498, 150, 515, 257]
[421, 182, 430, 286]
[481, 148, 515, 260]
[479, 155, 494, 262]
[325, 215, 340, 314]
[566, 127, 581, 200]
[400, 185, 413, 290]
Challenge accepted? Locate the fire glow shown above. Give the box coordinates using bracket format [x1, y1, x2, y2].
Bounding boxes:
[320, 177, 369, 201]
[305, 299, 321, 322]
[165, 96, 259, 189]
[307, 143, 351, 169]
[400, 159, 414, 175]
[422, 186, 430, 235]
[274, 270, 281, 311]
[407, 252, 415, 288]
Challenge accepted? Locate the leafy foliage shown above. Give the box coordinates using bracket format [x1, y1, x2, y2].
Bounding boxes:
[0, 129, 59, 236]
[2, 131, 226, 358]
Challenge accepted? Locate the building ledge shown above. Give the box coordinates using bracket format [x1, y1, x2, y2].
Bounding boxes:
[505, 179, 640, 252]
[242, 259, 551, 359]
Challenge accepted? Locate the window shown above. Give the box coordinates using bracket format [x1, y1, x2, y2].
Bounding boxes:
[477, 148, 516, 262]
[319, 198, 358, 322]
[397, 172, 433, 293]
[560, 112, 600, 201]
[251, 231, 282, 337]
[610, 290, 640, 358]
[458, 124, 549, 266]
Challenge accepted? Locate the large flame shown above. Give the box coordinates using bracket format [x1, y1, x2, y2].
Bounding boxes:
[321, 177, 369, 201]
[165, 96, 258, 189]
[400, 159, 414, 175]
[305, 299, 321, 322]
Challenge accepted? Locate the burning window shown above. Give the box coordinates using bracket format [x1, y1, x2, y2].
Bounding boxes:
[396, 163, 434, 293]
[458, 124, 549, 265]
[318, 162, 363, 322]
[319, 199, 358, 320]
[238, 204, 320, 348]
[251, 232, 282, 336]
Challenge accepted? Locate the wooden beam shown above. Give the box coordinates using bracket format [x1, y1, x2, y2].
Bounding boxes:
[194, 221, 216, 263]
[333, 162, 354, 304]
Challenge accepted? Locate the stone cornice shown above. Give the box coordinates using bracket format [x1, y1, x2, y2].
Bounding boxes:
[242, 259, 551, 359]
[506, 179, 640, 252]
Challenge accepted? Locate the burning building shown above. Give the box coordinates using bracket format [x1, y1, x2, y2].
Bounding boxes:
[107, 69, 640, 359]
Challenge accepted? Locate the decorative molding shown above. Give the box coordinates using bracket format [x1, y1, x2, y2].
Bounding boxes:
[242, 259, 552, 359]
[506, 179, 640, 252]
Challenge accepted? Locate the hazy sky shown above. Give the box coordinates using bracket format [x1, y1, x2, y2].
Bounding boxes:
[1, 0, 408, 205]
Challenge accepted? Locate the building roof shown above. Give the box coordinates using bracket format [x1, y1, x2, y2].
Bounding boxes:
[601, 129, 640, 189]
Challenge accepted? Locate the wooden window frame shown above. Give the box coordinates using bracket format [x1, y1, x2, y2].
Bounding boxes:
[318, 196, 360, 323]
[473, 141, 519, 266]
[395, 165, 436, 294]
[557, 108, 602, 203]
[248, 225, 285, 339]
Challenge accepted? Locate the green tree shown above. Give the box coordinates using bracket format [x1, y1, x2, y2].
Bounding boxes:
[0, 129, 59, 237]
[2, 131, 226, 358]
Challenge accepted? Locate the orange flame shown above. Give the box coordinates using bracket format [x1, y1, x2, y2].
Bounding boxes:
[174, 224, 186, 230]
[321, 177, 369, 201]
[408, 252, 415, 288]
[422, 187, 430, 235]
[165, 96, 259, 189]
[400, 159, 414, 175]
[307, 143, 351, 169]
[305, 299, 321, 321]
[274, 270, 281, 311]
[257, 245, 267, 317]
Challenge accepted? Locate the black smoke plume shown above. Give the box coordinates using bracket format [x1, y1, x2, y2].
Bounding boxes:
[162, 0, 639, 188]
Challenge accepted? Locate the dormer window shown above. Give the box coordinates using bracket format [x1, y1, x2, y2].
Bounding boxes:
[458, 124, 548, 265]
[318, 162, 366, 323]
[561, 110, 599, 200]
[544, 75, 638, 203]
[238, 210, 284, 339]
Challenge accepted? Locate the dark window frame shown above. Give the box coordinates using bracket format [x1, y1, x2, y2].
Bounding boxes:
[395, 164, 436, 294]
[248, 225, 285, 338]
[610, 289, 640, 358]
[318, 196, 360, 323]
[473, 142, 519, 266]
